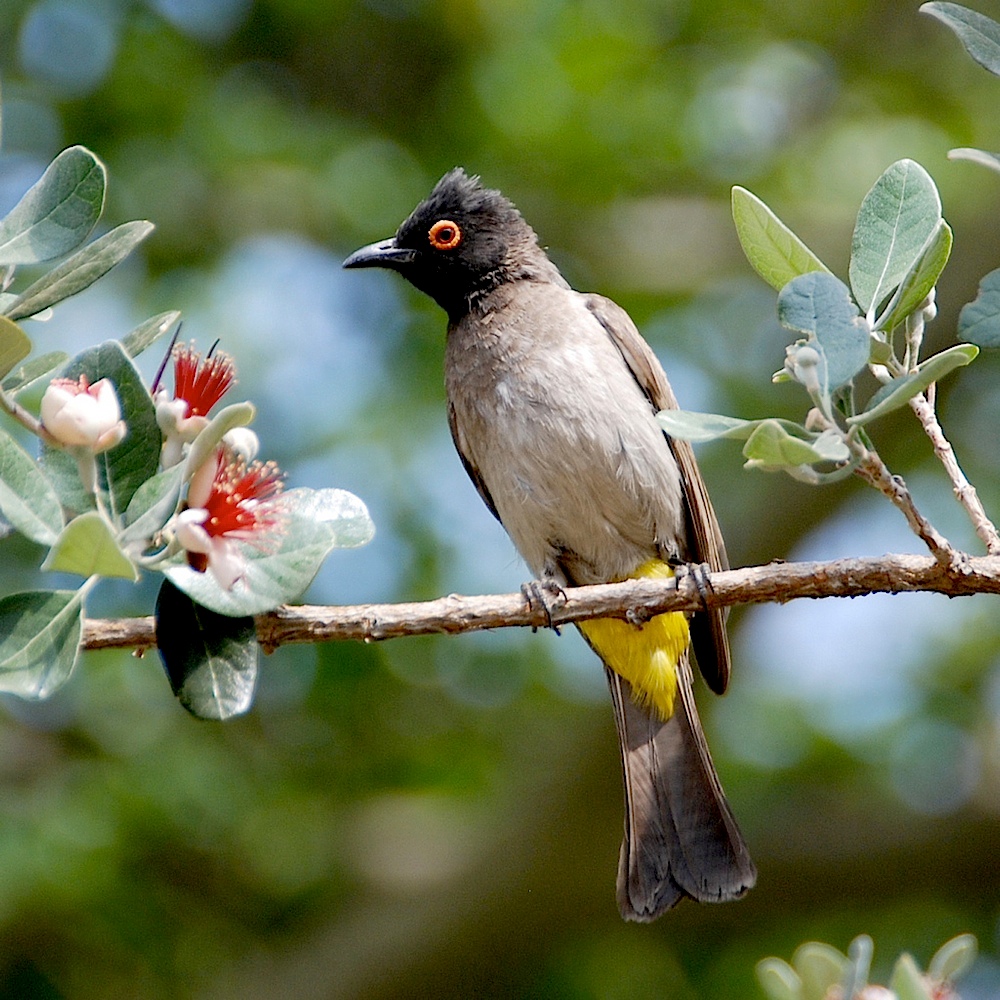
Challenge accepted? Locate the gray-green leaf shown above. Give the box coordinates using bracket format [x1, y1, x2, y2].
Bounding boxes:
[778, 272, 870, 389]
[4, 220, 154, 321]
[848, 344, 979, 426]
[874, 219, 952, 333]
[948, 147, 1000, 172]
[0, 427, 64, 545]
[121, 310, 181, 359]
[0, 589, 84, 699]
[0, 146, 106, 265]
[2, 351, 69, 394]
[731, 186, 830, 291]
[921, 2, 1000, 76]
[120, 464, 184, 548]
[849, 159, 942, 318]
[928, 934, 977, 983]
[958, 267, 1000, 347]
[164, 487, 374, 616]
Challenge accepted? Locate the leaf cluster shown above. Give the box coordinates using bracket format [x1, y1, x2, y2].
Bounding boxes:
[758, 932, 977, 1000]
[0, 141, 374, 718]
[660, 157, 978, 485]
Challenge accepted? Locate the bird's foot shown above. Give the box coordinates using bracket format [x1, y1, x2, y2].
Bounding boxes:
[521, 578, 567, 634]
[671, 560, 715, 613]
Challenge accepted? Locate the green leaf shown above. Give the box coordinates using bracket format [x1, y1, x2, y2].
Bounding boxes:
[164, 487, 374, 616]
[928, 934, 977, 983]
[120, 464, 184, 548]
[155, 579, 258, 720]
[0, 589, 84, 699]
[958, 267, 1000, 347]
[792, 943, 847, 1000]
[743, 420, 845, 469]
[41, 510, 138, 580]
[875, 219, 952, 332]
[55, 340, 160, 516]
[0, 314, 32, 380]
[182, 400, 256, 484]
[921, 2, 1000, 76]
[778, 272, 870, 389]
[0, 427, 64, 545]
[948, 147, 1000, 172]
[2, 351, 68, 394]
[121, 310, 181, 359]
[731, 186, 830, 291]
[889, 954, 934, 1000]
[0, 146, 106, 265]
[656, 410, 757, 442]
[848, 344, 979, 426]
[755, 958, 802, 1000]
[4, 221, 154, 321]
[849, 159, 942, 317]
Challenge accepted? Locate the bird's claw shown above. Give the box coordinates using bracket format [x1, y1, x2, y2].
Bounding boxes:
[521, 579, 567, 633]
[673, 560, 714, 613]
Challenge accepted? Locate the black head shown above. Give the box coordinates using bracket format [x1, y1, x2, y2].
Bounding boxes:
[343, 168, 544, 319]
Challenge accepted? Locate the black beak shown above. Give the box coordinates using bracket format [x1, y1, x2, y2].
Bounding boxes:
[342, 237, 416, 270]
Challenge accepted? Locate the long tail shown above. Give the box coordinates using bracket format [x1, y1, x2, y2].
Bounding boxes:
[606, 655, 756, 921]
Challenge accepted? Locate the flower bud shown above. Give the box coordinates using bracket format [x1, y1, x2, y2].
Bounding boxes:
[41, 376, 127, 454]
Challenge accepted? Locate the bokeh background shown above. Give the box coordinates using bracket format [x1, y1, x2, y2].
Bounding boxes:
[1, 0, 1000, 996]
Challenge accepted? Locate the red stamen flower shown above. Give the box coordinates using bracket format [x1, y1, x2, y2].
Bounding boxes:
[173, 344, 235, 418]
[176, 450, 285, 589]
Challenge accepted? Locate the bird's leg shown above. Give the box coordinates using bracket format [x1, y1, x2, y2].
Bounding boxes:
[521, 572, 567, 634]
[670, 559, 714, 614]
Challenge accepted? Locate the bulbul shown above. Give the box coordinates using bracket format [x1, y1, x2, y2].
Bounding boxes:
[344, 169, 756, 920]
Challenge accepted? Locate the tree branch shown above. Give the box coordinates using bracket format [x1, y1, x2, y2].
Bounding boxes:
[83, 552, 1000, 653]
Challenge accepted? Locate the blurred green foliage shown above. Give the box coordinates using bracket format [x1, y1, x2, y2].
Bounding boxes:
[1, 0, 1000, 997]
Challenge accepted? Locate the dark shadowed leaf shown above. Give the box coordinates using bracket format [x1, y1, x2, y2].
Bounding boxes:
[155, 578, 258, 720]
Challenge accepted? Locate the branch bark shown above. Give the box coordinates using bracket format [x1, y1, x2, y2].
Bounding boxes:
[83, 552, 1000, 653]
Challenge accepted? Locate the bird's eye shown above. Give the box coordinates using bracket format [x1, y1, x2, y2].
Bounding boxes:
[428, 219, 462, 251]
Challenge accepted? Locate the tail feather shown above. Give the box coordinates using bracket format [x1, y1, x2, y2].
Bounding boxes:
[607, 657, 756, 921]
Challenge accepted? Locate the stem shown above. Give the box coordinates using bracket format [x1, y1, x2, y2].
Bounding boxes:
[909, 391, 1000, 555]
[852, 445, 956, 565]
[0, 387, 60, 446]
[78, 552, 1000, 652]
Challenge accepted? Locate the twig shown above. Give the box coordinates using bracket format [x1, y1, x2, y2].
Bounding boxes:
[909, 391, 1000, 555]
[81, 552, 1000, 653]
[852, 450, 957, 565]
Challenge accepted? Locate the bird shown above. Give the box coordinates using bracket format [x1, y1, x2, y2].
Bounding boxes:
[343, 168, 756, 920]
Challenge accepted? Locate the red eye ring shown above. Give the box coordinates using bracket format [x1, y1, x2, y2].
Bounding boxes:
[428, 219, 462, 251]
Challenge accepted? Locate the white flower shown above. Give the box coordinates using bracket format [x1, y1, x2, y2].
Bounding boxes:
[175, 508, 248, 590]
[41, 376, 127, 453]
